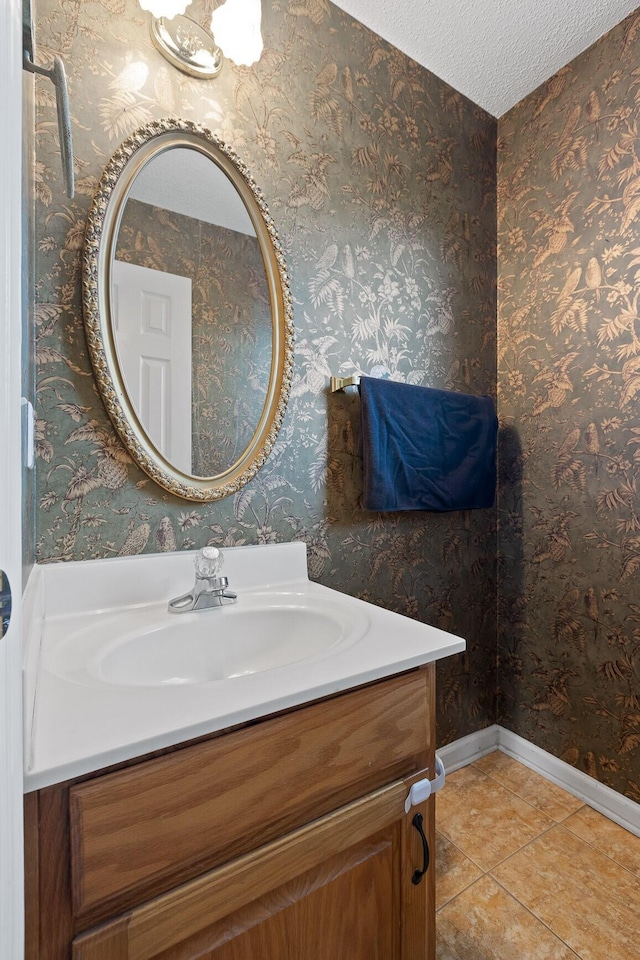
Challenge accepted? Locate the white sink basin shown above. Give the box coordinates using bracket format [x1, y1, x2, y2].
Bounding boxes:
[94, 604, 352, 686]
[47, 591, 370, 689]
[26, 542, 466, 791]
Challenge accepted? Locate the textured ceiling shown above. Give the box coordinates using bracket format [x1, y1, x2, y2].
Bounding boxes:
[331, 0, 639, 117]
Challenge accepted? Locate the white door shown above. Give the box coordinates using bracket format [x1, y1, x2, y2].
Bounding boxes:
[112, 261, 193, 473]
[0, 0, 24, 956]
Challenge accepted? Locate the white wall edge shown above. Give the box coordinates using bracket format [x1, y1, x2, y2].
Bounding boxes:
[437, 725, 640, 839]
[22, 565, 43, 773]
[0, 0, 24, 953]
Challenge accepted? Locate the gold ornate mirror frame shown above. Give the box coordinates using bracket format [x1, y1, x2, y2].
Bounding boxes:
[82, 118, 294, 502]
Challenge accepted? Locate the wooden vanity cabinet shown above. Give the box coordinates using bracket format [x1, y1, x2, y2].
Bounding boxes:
[25, 667, 437, 960]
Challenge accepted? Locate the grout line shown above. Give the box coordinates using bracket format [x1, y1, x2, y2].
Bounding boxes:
[468, 758, 586, 823]
[437, 761, 640, 959]
[488, 874, 583, 959]
[436, 874, 491, 918]
[437, 775, 556, 871]
[434, 822, 551, 874]
[436, 873, 483, 913]
[469, 761, 640, 879]
[552, 819, 640, 882]
[476, 818, 559, 873]
[435, 830, 487, 912]
[435, 825, 490, 874]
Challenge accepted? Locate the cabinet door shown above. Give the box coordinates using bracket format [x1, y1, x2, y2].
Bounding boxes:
[72, 775, 435, 960]
[165, 828, 398, 960]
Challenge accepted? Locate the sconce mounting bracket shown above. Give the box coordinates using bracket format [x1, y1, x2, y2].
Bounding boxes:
[150, 14, 223, 79]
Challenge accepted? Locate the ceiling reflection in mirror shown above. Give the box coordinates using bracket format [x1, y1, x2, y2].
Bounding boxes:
[82, 119, 294, 502]
[112, 147, 271, 479]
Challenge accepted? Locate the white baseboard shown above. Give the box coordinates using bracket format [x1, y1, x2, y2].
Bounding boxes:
[437, 725, 640, 839]
[437, 724, 500, 773]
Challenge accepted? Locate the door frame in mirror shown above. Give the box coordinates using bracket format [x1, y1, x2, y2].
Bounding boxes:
[82, 117, 294, 502]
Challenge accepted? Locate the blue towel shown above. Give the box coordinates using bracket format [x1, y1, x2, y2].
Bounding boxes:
[359, 376, 497, 512]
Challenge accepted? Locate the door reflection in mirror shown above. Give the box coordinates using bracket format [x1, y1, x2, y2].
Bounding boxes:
[111, 261, 193, 473]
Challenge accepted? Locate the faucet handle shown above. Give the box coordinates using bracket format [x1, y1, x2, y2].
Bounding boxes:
[194, 546, 224, 580]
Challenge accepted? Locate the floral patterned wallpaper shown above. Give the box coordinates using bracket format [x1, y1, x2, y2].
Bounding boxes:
[115, 198, 272, 476]
[498, 10, 640, 800]
[33, 0, 497, 745]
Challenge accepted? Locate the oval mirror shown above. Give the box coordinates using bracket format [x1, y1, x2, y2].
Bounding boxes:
[82, 119, 293, 501]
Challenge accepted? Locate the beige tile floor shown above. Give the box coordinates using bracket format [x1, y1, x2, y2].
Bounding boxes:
[436, 751, 640, 960]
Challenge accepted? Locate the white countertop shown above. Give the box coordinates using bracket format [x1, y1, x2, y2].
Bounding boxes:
[23, 543, 465, 792]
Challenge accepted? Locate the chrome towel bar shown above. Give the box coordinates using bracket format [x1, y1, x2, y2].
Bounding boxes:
[330, 374, 361, 393]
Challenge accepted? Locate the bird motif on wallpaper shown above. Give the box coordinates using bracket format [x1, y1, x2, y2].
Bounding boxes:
[532, 511, 578, 564]
[156, 517, 177, 553]
[622, 11, 640, 53]
[422, 138, 456, 186]
[556, 265, 582, 300]
[424, 288, 455, 337]
[584, 421, 600, 475]
[310, 63, 344, 137]
[549, 265, 588, 335]
[585, 90, 601, 140]
[531, 351, 579, 416]
[99, 0, 126, 15]
[152, 208, 182, 233]
[534, 528, 572, 564]
[532, 681, 570, 718]
[585, 256, 603, 293]
[247, 267, 270, 304]
[287, 150, 335, 210]
[108, 54, 149, 96]
[288, 0, 331, 24]
[532, 65, 572, 119]
[552, 105, 587, 180]
[552, 425, 585, 491]
[558, 584, 580, 611]
[584, 586, 600, 642]
[553, 585, 584, 651]
[531, 193, 578, 268]
[290, 336, 337, 397]
[117, 520, 151, 557]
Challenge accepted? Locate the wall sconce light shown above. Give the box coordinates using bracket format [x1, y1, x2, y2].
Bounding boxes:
[139, 0, 262, 80]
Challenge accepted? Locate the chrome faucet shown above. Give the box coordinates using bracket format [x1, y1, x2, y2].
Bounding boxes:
[168, 547, 237, 614]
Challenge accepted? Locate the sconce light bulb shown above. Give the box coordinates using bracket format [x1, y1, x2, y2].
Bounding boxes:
[138, 0, 192, 20]
[210, 0, 263, 67]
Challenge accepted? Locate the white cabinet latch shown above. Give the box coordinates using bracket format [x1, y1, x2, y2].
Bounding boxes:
[404, 755, 446, 813]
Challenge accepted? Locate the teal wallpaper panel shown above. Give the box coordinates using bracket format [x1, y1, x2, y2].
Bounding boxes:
[34, 0, 497, 744]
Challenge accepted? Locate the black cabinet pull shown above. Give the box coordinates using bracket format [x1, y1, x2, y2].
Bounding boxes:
[411, 812, 430, 885]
